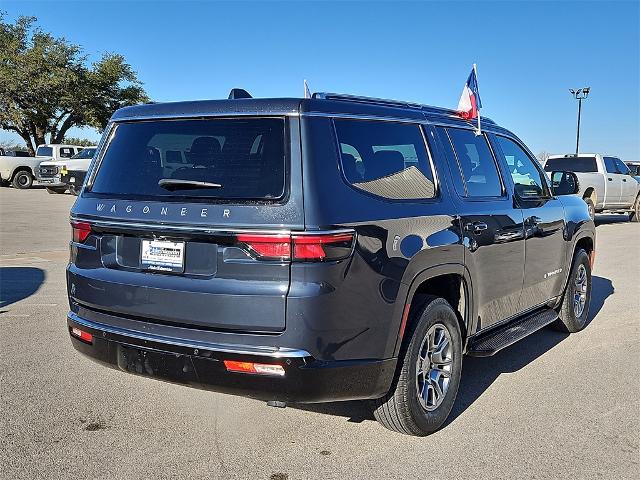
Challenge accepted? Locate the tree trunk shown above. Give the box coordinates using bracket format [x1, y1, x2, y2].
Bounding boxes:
[53, 114, 77, 144]
[16, 130, 35, 156]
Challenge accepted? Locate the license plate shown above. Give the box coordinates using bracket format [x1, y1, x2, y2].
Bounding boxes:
[40, 178, 54, 183]
[141, 239, 185, 273]
[69, 177, 76, 183]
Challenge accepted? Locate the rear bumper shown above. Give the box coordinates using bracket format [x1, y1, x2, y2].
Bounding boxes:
[67, 312, 396, 403]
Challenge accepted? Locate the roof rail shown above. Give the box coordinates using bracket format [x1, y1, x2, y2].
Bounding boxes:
[313, 92, 425, 110]
[312, 92, 495, 124]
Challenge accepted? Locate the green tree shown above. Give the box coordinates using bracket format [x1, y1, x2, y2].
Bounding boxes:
[62, 137, 98, 147]
[0, 13, 149, 155]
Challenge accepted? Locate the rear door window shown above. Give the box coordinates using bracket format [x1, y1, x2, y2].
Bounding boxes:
[333, 119, 436, 200]
[543, 157, 597, 172]
[446, 128, 503, 198]
[89, 118, 286, 200]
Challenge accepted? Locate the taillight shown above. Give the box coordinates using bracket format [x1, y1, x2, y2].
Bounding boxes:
[236, 234, 291, 261]
[71, 220, 92, 243]
[236, 231, 355, 262]
[292, 233, 355, 261]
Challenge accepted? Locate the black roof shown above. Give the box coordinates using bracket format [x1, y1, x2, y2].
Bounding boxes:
[110, 93, 497, 128]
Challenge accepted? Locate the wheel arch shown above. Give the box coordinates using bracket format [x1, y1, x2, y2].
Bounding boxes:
[582, 186, 597, 207]
[392, 263, 474, 357]
[557, 231, 596, 304]
[11, 166, 34, 179]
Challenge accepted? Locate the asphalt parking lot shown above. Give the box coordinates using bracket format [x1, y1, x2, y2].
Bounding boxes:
[1, 186, 638, 480]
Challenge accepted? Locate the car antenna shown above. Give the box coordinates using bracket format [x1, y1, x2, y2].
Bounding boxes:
[228, 88, 252, 99]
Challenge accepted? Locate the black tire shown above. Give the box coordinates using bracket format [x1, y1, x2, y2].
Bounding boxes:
[630, 195, 640, 222]
[583, 197, 595, 220]
[11, 169, 33, 189]
[46, 187, 67, 194]
[551, 249, 592, 333]
[371, 296, 463, 436]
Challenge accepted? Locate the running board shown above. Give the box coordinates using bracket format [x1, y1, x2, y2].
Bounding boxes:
[467, 308, 558, 357]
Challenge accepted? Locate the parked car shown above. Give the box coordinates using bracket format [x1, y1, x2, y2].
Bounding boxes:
[0, 151, 41, 189]
[0, 149, 32, 157]
[35, 144, 87, 193]
[57, 147, 98, 195]
[66, 91, 595, 436]
[625, 161, 640, 177]
[544, 154, 640, 221]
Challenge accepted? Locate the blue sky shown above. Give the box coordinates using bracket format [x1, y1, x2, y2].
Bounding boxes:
[2, 0, 639, 159]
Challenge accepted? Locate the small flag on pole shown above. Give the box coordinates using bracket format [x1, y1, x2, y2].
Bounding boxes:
[457, 64, 482, 134]
[304, 79, 311, 99]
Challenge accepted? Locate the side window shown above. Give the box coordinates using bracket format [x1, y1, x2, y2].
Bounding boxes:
[334, 119, 436, 200]
[603, 157, 618, 174]
[446, 128, 503, 197]
[614, 158, 630, 175]
[60, 147, 74, 158]
[494, 135, 549, 199]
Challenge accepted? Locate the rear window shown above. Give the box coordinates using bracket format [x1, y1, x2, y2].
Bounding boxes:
[36, 146, 53, 157]
[89, 118, 286, 200]
[544, 157, 597, 172]
[334, 119, 436, 200]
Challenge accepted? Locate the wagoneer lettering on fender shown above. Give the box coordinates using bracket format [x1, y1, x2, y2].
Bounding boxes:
[66, 91, 595, 436]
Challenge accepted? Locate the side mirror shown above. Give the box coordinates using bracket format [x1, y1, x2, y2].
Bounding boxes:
[550, 171, 580, 196]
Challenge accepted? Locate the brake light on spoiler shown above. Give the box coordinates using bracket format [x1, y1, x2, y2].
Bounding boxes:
[237, 231, 355, 262]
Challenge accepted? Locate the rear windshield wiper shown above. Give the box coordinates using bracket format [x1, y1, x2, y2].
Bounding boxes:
[158, 179, 223, 191]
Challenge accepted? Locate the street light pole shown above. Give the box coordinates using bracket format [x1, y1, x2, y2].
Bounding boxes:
[569, 87, 590, 155]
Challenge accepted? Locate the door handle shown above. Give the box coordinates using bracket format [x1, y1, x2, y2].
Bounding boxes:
[608, 178, 613, 181]
[623, 178, 627, 182]
[465, 222, 488, 234]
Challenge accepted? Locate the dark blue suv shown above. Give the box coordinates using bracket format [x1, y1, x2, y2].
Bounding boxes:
[66, 92, 595, 435]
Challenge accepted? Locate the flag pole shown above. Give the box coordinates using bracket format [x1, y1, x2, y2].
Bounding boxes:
[474, 63, 481, 136]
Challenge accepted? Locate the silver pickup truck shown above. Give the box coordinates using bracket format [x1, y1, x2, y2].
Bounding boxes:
[544, 154, 640, 221]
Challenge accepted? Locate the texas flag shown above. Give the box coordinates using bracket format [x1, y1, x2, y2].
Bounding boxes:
[457, 65, 482, 120]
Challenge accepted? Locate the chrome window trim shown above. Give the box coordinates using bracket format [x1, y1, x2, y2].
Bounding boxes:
[68, 312, 311, 358]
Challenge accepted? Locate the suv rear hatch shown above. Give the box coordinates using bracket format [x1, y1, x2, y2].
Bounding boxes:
[68, 115, 303, 333]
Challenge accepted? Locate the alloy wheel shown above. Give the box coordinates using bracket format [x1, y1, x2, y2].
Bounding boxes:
[573, 264, 588, 318]
[415, 323, 453, 411]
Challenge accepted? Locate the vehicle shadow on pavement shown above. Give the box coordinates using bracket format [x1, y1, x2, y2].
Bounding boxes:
[446, 274, 613, 426]
[0, 267, 46, 309]
[595, 214, 631, 226]
[292, 276, 614, 427]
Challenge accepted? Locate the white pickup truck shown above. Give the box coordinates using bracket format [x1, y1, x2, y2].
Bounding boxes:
[544, 154, 640, 221]
[0, 144, 85, 190]
[34, 144, 86, 193]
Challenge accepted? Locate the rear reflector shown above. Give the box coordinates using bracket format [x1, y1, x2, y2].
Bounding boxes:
[223, 360, 285, 376]
[70, 327, 93, 343]
[71, 220, 92, 243]
[237, 231, 355, 262]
